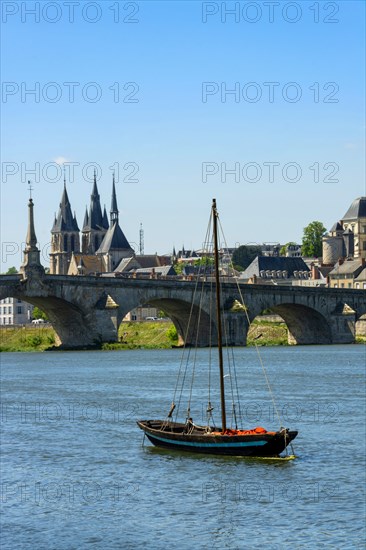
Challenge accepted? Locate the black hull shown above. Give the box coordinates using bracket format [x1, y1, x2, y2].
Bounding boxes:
[137, 420, 298, 457]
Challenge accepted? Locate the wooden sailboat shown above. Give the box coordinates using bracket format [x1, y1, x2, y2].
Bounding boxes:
[137, 199, 298, 457]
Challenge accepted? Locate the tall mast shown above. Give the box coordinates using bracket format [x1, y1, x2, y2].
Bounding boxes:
[212, 198, 226, 433]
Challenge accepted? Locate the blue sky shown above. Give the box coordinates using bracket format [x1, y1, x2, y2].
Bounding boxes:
[1, 0, 365, 269]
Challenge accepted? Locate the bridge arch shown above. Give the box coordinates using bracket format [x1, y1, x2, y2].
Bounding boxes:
[0, 292, 88, 347]
[268, 303, 332, 345]
[117, 297, 215, 347]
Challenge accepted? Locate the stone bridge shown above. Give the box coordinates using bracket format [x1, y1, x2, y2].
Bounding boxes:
[1, 272, 365, 349]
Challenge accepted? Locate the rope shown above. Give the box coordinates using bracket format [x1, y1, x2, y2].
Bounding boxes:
[169, 210, 214, 425]
[217, 216, 284, 431]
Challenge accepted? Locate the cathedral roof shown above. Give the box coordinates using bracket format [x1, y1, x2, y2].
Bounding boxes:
[342, 197, 366, 221]
[96, 222, 133, 254]
[52, 184, 79, 233]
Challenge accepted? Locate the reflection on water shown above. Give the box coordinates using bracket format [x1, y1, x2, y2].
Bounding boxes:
[0, 346, 365, 549]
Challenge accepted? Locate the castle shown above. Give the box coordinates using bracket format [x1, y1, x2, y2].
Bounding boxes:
[322, 197, 366, 263]
[49, 172, 134, 275]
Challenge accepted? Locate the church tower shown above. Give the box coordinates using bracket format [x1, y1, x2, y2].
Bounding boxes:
[96, 174, 134, 271]
[49, 178, 80, 274]
[81, 170, 109, 254]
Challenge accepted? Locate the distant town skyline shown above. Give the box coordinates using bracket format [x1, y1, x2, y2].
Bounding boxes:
[1, 1, 365, 270]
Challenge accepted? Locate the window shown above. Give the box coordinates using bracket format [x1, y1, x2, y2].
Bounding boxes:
[71, 235, 75, 251]
[348, 283, 352, 288]
[63, 235, 68, 251]
[18, 299, 22, 303]
[17, 306, 22, 314]
[340, 283, 344, 288]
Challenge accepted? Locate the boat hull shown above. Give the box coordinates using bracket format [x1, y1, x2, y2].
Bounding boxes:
[137, 420, 298, 457]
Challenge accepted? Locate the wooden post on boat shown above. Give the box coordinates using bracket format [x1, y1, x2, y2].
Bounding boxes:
[212, 198, 227, 433]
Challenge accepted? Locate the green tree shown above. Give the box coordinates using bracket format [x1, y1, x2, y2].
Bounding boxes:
[5, 266, 18, 274]
[174, 262, 184, 274]
[32, 307, 48, 321]
[279, 242, 297, 256]
[301, 221, 327, 257]
[232, 245, 262, 270]
[193, 257, 214, 268]
[166, 326, 178, 343]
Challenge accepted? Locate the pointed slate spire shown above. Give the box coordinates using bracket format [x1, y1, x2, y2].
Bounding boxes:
[92, 168, 98, 194]
[52, 212, 57, 231]
[82, 207, 89, 230]
[52, 180, 79, 232]
[102, 205, 109, 230]
[73, 211, 79, 232]
[88, 171, 104, 230]
[110, 172, 119, 224]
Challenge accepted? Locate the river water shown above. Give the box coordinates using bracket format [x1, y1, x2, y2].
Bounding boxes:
[0, 345, 365, 549]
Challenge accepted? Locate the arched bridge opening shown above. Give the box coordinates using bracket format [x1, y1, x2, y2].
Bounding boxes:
[3, 293, 88, 348]
[264, 303, 332, 345]
[119, 298, 215, 347]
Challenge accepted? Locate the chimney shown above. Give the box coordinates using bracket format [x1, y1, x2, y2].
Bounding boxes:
[311, 265, 320, 279]
[343, 229, 354, 258]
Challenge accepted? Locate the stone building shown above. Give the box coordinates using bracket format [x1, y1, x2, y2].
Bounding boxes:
[51, 174, 133, 275]
[328, 258, 366, 289]
[323, 197, 366, 264]
[49, 180, 80, 275]
[240, 256, 310, 284]
[95, 175, 134, 271]
[0, 297, 34, 325]
[341, 197, 366, 259]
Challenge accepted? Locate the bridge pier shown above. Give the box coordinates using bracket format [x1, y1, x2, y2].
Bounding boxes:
[174, 311, 248, 347]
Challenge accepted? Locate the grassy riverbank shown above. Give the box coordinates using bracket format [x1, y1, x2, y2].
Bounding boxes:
[0, 320, 290, 352]
[0, 325, 56, 352]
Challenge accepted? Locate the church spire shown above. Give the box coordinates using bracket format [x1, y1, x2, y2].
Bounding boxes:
[102, 205, 109, 230]
[92, 168, 98, 196]
[21, 183, 44, 275]
[52, 178, 79, 232]
[88, 171, 104, 229]
[82, 206, 89, 230]
[110, 172, 119, 224]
